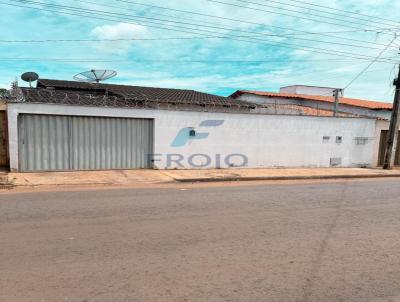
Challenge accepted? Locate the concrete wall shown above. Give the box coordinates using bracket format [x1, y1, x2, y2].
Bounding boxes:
[7, 103, 377, 171]
[280, 85, 343, 97]
[239, 93, 391, 120]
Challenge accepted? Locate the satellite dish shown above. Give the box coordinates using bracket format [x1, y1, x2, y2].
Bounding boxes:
[73, 69, 117, 83]
[21, 72, 39, 87]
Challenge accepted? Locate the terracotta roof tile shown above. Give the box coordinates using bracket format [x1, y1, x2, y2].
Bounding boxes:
[231, 90, 392, 110]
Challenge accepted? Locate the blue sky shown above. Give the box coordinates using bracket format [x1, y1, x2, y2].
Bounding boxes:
[1, 0, 399, 101]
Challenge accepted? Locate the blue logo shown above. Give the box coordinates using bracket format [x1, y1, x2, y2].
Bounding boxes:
[171, 119, 224, 147]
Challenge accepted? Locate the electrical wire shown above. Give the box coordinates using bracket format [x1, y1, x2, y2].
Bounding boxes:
[343, 37, 398, 90]
[68, 0, 400, 51]
[3, 0, 400, 63]
[267, 0, 400, 26]
[207, 0, 396, 32]
[225, 0, 400, 29]
[4, 0, 398, 49]
[0, 58, 392, 63]
[244, 0, 400, 28]
[13, 0, 397, 52]
[107, 0, 399, 44]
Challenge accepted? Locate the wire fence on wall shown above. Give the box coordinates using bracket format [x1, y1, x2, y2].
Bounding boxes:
[3, 86, 372, 119]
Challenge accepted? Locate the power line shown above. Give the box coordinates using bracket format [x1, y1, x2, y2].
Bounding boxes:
[14, 0, 398, 52]
[2, 33, 398, 53]
[272, 0, 400, 26]
[2, 58, 389, 80]
[78, 0, 400, 52]
[207, 0, 396, 32]
[104, 0, 400, 52]
[107, 0, 399, 42]
[227, 0, 400, 29]
[249, 0, 400, 28]
[0, 57, 392, 63]
[7, 0, 400, 59]
[0, 36, 396, 54]
[343, 37, 398, 90]
[0, 36, 282, 43]
[9, 0, 400, 56]
[3, 0, 399, 63]
[0, 37, 228, 43]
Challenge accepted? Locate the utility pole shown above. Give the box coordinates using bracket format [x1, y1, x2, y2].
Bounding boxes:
[383, 64, 400, 169]
[333, 88, 341, 117]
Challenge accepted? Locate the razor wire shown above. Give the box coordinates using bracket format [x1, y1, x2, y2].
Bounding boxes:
[4, 88, 375, 118]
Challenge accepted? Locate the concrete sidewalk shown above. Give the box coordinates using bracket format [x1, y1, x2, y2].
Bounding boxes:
[163, 168, 400, 182]
[4, 170, 174, 187]
[1, 168, 400, 188]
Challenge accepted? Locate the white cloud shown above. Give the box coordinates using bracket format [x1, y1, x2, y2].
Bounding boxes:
[91, 23, 147, 39]
[90, 23, 148, 54]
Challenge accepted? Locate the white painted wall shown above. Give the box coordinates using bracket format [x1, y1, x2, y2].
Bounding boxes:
[7, 103, 377, 171]
[280, 85, 343, 97]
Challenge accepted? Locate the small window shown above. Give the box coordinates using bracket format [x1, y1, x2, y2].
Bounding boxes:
[323, 136, 330, 143]
[189, 129, 196, 137]
[355, 137, 369, 145]
[336, 136, 343, 144]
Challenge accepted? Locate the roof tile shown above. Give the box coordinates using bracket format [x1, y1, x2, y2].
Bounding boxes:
[15, 79, 254, 108]
[232, 90, 392, 110]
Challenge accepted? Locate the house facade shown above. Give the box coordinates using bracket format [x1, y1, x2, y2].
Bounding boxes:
[3, 78, 384, 172]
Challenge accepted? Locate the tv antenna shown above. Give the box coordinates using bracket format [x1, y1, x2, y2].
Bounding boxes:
[73, 69, 117, 83]
[21, 72, 39, 87]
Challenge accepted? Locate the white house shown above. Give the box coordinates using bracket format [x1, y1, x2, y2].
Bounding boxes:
[280, 85, 344, 97]
[4, 79, 395, 172]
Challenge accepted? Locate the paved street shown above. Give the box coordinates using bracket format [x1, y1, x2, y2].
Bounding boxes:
[1, 179, 400, 302]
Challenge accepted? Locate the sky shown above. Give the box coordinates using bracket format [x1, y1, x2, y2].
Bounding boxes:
[0, 0, 400, 102]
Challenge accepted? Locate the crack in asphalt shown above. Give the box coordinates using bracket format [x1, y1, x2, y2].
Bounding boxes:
[302, 181, 348, 302]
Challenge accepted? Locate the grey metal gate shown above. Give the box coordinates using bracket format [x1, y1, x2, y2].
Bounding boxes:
[18, 114, 154, 172]
[18, 114, 70, 171]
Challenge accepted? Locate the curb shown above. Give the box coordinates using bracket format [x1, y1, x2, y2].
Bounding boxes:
[0, 174, 13, 190]
[175, 173, 400, 183]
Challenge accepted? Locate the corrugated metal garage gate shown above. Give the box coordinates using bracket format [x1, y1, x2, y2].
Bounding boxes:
[18, 114, 154, 172]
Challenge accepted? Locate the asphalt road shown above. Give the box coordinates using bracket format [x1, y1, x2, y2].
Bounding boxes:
[1, 179, 400, 302]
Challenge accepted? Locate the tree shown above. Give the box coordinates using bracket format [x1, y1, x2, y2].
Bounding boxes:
[0, 88, 7, 97]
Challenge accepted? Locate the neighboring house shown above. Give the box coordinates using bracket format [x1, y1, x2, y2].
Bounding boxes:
[231, 90, 393, 119]
[279, 85, 344, 97]
[4, 78, 389, 172]
[231, 88, 400, 166]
